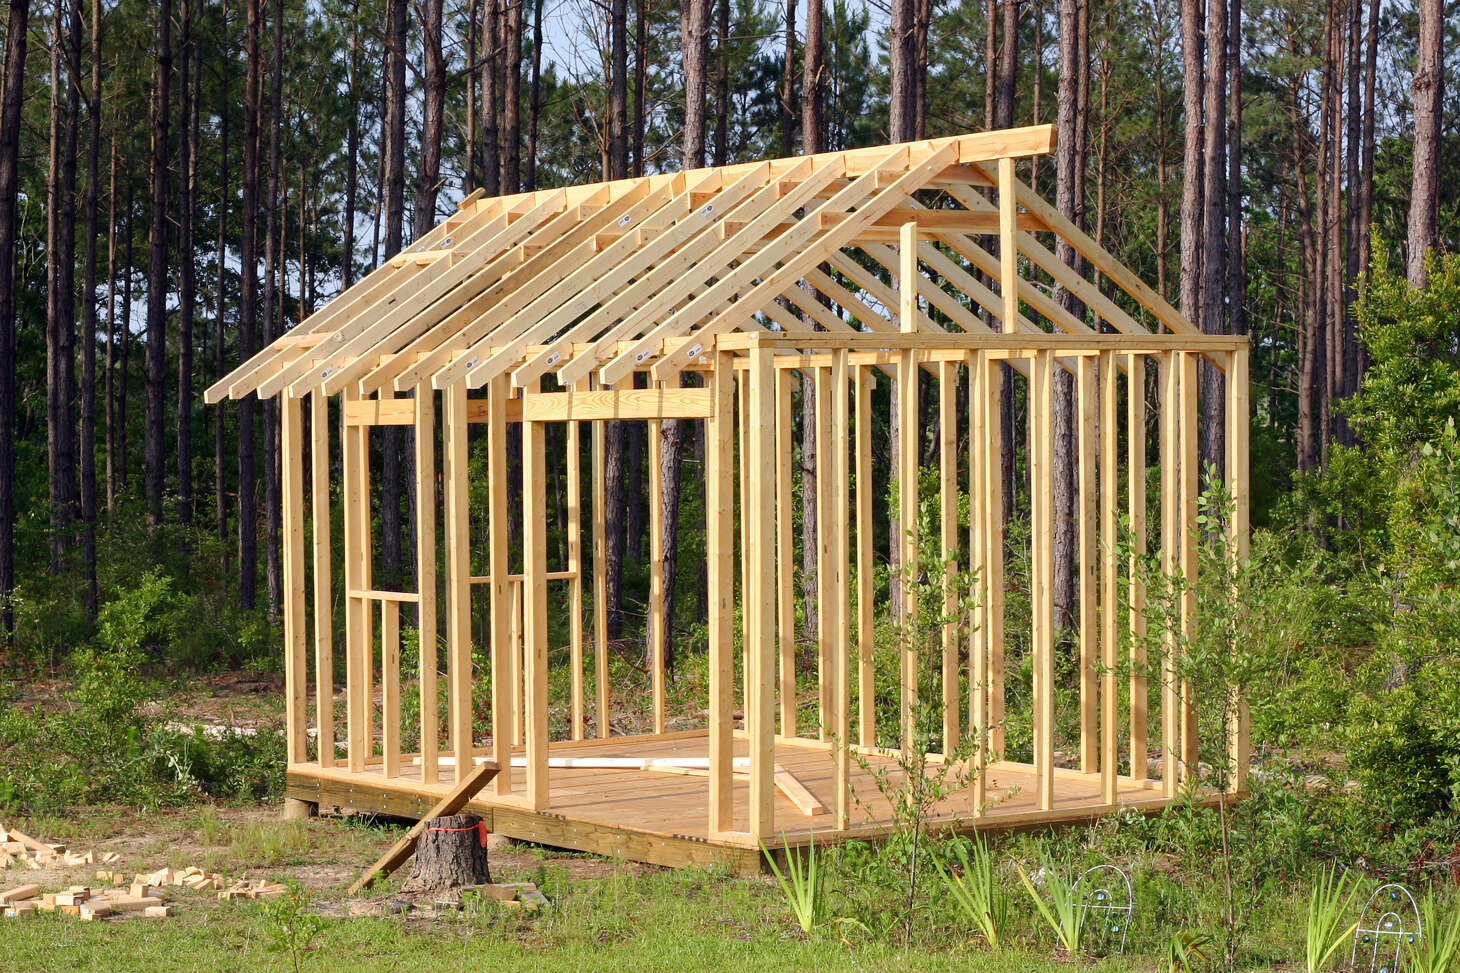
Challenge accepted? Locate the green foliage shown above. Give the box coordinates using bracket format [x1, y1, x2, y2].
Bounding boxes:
[1410, 894, 1460, 973]
[762, 836, 826, 935]
[1303, 867, 1359, 973]
[1017, 858, 1086, 956]
[933, 834, 1009, 949]
[1166, 930, 1215, 973]
[260, 882, 326, 973]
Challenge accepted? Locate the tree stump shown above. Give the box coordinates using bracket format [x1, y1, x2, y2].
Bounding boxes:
[398, 814, 490, 894]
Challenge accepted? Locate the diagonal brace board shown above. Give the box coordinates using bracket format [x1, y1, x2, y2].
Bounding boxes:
[345, 758, 500, 895]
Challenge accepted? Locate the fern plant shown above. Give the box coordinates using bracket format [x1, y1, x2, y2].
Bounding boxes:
[1018, 858, 1086, 956]
[933, 836, 1008, 949]
[1304, 866, 1359, 973]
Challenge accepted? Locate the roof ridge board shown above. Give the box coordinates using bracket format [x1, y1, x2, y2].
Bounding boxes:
[507, 162, 779, 390]
[593, 150, 873, 388]
[428, 177, 697, 391]
[285, 188, 579, 399]
[547, 156, 834, 389]
[255, 207, 526, 400]
[315, 183, 638, 398]
[646, 140, 963, 382]
[206, 195, 502, 403]
[375, 177, 686, 395]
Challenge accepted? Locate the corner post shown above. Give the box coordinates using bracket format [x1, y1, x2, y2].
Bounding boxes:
[707, 348, 735, 835]
[747, 346, 777, 839]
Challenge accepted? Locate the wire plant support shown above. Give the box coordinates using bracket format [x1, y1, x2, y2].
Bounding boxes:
[1075, 863, 1133, 955]
[1351, 883, 1422, 973]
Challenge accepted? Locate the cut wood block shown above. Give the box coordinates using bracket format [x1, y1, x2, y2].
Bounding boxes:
[517, 889, 551, 910]
[0, 884, 39, 904]
[474, 884, 521, 902]
[4, 902, 36, 918]
[184, 875, 210, 889]
[0, 852, 13, 868]
[130, 882, 152, 899]
[58, 904, 81, 916]
[144, 905, 173, 918]
[52, 891, 85, 907]
[34, 898, 56, 912]
[101, 852, 120, 864]
[79, 903, 112, 920]
[4, 828, 54, 856]
[109, 896, 165, 913]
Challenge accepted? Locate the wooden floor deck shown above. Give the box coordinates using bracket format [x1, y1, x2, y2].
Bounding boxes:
[287, 731, 1177, 871]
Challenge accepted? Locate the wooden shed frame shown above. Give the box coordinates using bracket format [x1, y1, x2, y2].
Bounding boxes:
[209, 125, 1250, 870]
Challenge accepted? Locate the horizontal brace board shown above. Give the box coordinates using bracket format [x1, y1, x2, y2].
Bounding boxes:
[521, 388, 714, 422]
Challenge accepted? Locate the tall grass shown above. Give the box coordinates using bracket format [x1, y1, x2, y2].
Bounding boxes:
[762, 837, 824, 934]
[1304, 866, 1359, 973]
[1018, 858, 1086, 956]
[933, 836, 1008, 949]
[1409, 895, 1460, 973]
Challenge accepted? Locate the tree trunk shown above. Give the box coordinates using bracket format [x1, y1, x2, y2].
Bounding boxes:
[415, 0, 445, 234]
[713, 0, 728, 165]
[631, 0, 646, 175]
[145, 0, 173, 530]
[609, 0, 628, 179]
[480, 0, 499, 196]
[238, 0, 262, 611]
[177, 0, 197, 540]
[0, 0, 30, 644]
[683, 0, 710, 167]
[526, 0, 543, 190]
[214, 3, 230, 565]
[780, 0, 796, 155]
[343, 0, 359, 285]
[1199, 0, 1228, 483]
[262, 0, 284, 616]
[1178, 0, 1204, 325]
[1406, 0, 1441, 286]
[380, 0, 408, 587]
[105, 133, 117, 515]
[400, 815, 491, 893]
[500, 0, 522, 193]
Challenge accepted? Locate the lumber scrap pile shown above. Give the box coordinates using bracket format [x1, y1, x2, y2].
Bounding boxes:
[0, 823, 121, 870]
[1, 882, 172, 920]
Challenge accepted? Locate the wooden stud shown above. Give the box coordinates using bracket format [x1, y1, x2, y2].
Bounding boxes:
[939, 361, 959, 753]
[381, 599, 401, 778]
[1077, 355, 1097, 773]
[815, 365, 834, 742]
[281, 396, 308, 764]
[1099, 350, 1119, 805]
[1159, 353, 1179, 796]
[707, 350, 735, 835]
[523, 417, 551, 809]
[831, 348, 852, 829]
[443, 381, 474, 786]
[341, 388, 370, 773]
[1179, 351, 1199, 782]
[748, 347, 778, 838]
[1226, 346, 1251, 792]
[738, 370, 750, 706]
[997, 156, 1019, 333]
[854, 365, 875, 748]
[648, 409, 666, 735]
[985, 359, 1006, 756]
[968, 351, 987, 813]
[510, 581, 523, 746]
[1128, 354, 1149, 780]
[310, 392, 334, 769]
[591, 381, 610, 740]
[568, 386, 585, 741]
[415, 384, 439, 785]
[898, 222, 919, 755]
[487, 377, 513, 792]
[1032, 350, 1055, 812]
[776, 368, 796, 738]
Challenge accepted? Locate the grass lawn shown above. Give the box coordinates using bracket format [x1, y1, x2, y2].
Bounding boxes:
[0, 804, 1165, 973]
